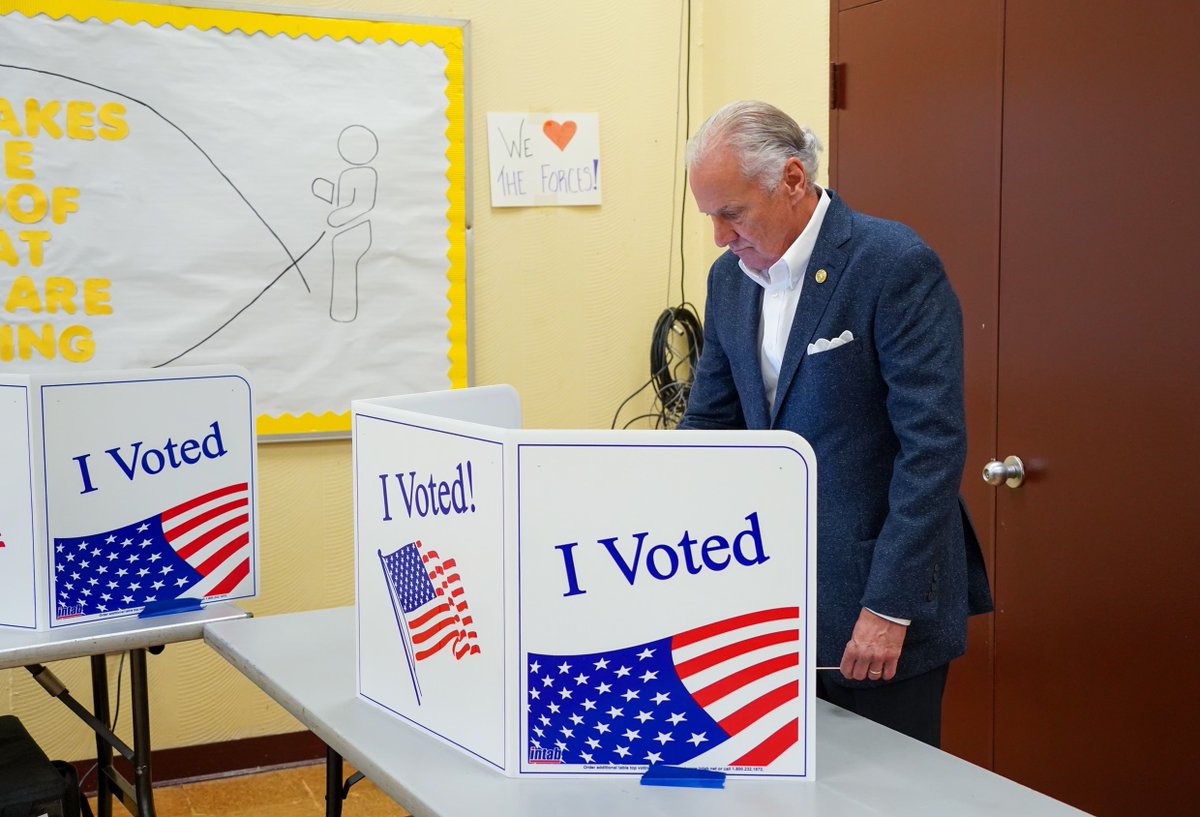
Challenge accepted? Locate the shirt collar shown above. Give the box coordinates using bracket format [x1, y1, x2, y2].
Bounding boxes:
[739, 186, 831, 290]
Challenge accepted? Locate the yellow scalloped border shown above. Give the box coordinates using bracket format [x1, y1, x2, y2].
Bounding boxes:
[8, 0, 469, 437]
[256, 410, 348, 437]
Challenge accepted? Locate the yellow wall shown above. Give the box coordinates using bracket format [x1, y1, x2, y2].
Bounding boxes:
[1, 0, 828, 761]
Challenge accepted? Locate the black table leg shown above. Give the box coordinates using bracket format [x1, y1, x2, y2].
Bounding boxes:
[90, 655, 113, 817]
[326, 745, 344, 817]
[128, 648, 157, 817]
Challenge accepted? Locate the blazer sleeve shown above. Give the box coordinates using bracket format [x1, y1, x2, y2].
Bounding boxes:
[860, 240, 969, 620]
[679, 264, 748, 431]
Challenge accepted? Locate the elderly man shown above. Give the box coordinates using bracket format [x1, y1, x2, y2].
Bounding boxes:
[680, 100, 992, 746]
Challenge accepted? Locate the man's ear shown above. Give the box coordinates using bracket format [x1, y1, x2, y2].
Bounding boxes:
[782, 156, 808, 197]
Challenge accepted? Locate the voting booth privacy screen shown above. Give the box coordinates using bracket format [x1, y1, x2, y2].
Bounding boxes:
[352, 386, 817, 778]
[0, 366, 257, 629]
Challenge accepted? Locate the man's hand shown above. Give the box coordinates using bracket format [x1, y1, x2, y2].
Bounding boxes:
[840, 608, 907, 681]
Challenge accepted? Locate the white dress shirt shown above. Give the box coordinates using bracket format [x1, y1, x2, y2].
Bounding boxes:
[737, 187, 831, 409]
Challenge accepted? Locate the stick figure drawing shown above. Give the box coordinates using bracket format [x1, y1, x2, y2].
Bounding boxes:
[313, 125, 379, 322]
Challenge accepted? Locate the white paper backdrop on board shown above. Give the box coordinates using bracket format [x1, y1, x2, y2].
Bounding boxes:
[0, 1, 470, 435]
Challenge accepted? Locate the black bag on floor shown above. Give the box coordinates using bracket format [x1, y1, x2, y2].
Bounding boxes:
[0, 715, 69, 817]
[49, 762, 90, 817]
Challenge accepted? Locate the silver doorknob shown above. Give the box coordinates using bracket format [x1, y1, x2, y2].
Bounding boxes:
[983, 455, 1025, 488]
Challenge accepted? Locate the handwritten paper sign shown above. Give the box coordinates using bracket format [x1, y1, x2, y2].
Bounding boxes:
[486, 112, 601, 207]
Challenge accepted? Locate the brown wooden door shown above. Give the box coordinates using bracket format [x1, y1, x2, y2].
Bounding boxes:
[830, 0, 1004, 769]
[994, 2, 1200, 813]
[833, 1, 1200, 813]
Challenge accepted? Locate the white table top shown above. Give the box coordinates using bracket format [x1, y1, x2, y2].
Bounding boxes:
[204, 607, 1088, 817]
[0, 603, 250, 669]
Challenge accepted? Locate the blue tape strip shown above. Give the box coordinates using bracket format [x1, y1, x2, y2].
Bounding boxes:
[640, 764, 726, 789]
[138, 597, 203, 618]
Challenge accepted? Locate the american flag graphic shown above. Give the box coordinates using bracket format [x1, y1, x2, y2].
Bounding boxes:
[526, 607, 801, 769]
[53, 483, 253, 619]
[380, 540, 480, 663]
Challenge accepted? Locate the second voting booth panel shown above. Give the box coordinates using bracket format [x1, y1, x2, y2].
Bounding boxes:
[353, 386, 817, 779]
[0, 366, 258, 630]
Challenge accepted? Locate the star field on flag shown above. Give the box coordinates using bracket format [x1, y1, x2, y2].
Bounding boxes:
[526, 607, 801, 768]
[53, 483, 252, 619]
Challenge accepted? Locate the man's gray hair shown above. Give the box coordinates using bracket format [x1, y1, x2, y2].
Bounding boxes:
[685, 100, 823, 192]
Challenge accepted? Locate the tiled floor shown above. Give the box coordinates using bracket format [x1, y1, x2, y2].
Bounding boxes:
[88, 762, 409, 817]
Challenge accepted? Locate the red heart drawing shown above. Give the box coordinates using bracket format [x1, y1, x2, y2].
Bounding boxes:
[543, 119, 577, 151]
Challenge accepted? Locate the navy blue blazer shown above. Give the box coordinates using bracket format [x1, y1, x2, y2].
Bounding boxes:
[681, 191, 993, 684]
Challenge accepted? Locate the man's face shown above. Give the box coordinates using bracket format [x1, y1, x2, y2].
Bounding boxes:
[689, 149, 805, 273]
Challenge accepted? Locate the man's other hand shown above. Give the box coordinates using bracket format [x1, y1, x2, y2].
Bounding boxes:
[839, 608, 907, 681]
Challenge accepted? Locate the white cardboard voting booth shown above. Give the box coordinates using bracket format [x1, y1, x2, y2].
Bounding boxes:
[0, 366, 258, 630]
[353, 385, 817, 779]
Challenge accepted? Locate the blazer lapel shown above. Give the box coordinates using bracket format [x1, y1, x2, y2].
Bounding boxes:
[771, 193, 852, 423]
[729, 275, 771, 427]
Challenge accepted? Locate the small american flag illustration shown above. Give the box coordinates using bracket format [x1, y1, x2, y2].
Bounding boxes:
[526, 607, 801, 769]
[379, 540, 480, 704]
[53, 483, 253, 619]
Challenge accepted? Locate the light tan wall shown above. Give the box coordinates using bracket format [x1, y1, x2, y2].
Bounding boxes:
[687, 0, 832, 283]
[1, 0, 828, 760]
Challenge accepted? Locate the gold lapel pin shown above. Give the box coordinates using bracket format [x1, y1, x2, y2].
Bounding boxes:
[815, 268, 828, 284]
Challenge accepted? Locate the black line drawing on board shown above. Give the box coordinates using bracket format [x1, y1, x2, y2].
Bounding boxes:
[312, 125, 379, 323]
[1, 65, 374, 364]
[155, 233, 325, 367]
[1, 65, 312, 295]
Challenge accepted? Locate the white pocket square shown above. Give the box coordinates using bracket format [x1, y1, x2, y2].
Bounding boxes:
[807, 330, 855, 356]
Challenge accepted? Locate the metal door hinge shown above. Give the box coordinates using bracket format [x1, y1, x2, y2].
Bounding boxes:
[830, 62, 845, 110]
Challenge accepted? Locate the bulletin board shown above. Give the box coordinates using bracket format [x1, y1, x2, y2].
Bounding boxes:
[0, 0, 470, 437]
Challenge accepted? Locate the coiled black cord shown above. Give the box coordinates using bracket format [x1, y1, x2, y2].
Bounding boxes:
[612, 303, 703, 429]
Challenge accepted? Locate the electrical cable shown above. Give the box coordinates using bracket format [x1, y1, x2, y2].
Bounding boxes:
[612, 0, 703, 430]
[610, 375, 657, 430]
[649, 303, 703, 428]
[611, 301, 704, 431]
[677, 0, 692, 308]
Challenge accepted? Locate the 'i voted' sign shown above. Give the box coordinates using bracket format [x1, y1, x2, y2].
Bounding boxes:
[353, 386, 816, 779]
[0, 366, 258, 629]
